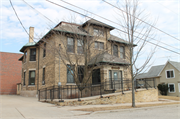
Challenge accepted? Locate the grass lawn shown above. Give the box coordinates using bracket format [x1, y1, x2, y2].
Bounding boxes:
[159, 96, 180, 101]
[72, 96, 180, 112]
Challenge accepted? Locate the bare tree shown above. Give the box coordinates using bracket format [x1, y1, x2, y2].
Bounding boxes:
[116, 0, 157, 107]
[39, 18, 111, 93]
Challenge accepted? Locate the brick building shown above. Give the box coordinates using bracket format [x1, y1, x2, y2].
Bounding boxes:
[0, 52, 23, 94]
[19, 19, 133, 97]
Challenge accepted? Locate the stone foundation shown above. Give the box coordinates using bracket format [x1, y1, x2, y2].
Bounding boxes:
[47, 88, 158, 106]
[20, 90, 37, 97]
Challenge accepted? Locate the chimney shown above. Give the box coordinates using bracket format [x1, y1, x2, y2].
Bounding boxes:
[29, 27, 34, 43]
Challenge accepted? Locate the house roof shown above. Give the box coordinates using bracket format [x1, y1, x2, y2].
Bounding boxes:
[20, 42, 36, 52]
[169, 61, 180, 72]
[82, 19, 115, 30]
[53, 23, 89, 36]
[135, 65, 165, 79]
[89, 52, 129, 65]
[108, 34, 137, 46]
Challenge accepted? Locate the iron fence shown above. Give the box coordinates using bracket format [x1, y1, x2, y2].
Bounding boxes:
[38, 78, 156, 101]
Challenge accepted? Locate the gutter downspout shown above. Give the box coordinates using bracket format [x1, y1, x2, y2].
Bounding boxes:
[37, 46, 40, 97]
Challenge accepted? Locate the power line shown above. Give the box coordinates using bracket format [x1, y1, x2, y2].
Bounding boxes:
[22, 0, 56, 24]
[57, 0, 179, 51]
[45, 0, 180, 55]
[102, 0, 180, 42]
[156, 1, 178, 15]
[9, 0, 38, 41]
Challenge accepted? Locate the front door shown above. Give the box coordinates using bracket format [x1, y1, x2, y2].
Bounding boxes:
[110, 70, 122, 89]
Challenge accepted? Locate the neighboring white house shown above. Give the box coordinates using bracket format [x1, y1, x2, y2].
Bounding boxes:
[136, 60, 180, 97]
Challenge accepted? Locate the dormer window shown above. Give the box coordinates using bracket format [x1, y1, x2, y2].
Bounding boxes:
[93, 28, 104, 36]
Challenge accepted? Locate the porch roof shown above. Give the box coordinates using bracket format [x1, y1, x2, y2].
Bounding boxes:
[89, 52, 130, 65]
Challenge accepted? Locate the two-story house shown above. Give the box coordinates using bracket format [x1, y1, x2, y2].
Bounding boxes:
[135, 60, 180, 97]
[19, 19, 132, 97]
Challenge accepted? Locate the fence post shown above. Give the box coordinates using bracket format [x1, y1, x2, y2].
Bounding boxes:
[59, 86, 64, 102]
[153, 78, 156, 89]
[145, 79, 148, 90]
[38, 90, 40, 101]
[71, 85, 72, 99]
[78, 86, 81, 101]
[122, 79, 124, 94]
[91, 85, 92, 96]
[100, 83, 103, 98]
[135, 80, 137, 92]
[45, 88, 47, 101]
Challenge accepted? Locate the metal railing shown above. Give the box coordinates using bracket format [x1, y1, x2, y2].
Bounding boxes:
[38, 78, 156, 101]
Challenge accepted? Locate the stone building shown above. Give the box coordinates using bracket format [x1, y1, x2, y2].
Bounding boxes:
[19, 19, 133, 97]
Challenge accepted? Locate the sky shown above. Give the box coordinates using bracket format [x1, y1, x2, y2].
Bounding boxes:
[0, 0, 180, 69]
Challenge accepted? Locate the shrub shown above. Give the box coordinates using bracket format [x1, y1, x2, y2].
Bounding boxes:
[157, 84, 169, 95]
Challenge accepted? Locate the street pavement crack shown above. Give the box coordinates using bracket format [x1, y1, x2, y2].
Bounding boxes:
[15, 108, 26, 119]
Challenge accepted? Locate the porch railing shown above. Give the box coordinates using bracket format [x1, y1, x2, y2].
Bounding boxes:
[38, 78, 156, 101]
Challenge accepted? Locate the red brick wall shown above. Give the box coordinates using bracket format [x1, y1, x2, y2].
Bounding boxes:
[0, 52, 23, 94]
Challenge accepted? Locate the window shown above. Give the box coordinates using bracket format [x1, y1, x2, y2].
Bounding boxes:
[29, 70, 35, 85]
[166, 70, 174, 78]
[93, 28, 104, 36]
[30, 48, 36, 61]
[24, 51, 27, 63]
[67, 65, 74, 83]
[113, 45, 118, 57]
[168, 83, 175, 93]
[92, 69, 101, 84]
[120, 46, 125, 59]
[23, 72, 26, 85]
[43, 43, 46, 57]
[42, 68, 45, 85]
[94, 41, 104, 50]
[77, 39, 84, 54]
[78, 66, 84, 83]
[67, 38, 74, 53]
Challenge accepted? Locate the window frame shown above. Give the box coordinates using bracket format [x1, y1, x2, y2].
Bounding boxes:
[168, 83, 175, 93]
[78, 66, 84, 83]
[94, 41, 104, 50]
[166, 69, 175, 78]
[67, 37, 75, 53]
[120, 46, 125, 59]
[30, 48, 36, 61]
[43, 43, 46, 57]
[67, 65, 75, 83]
[24, 51, 27, 63]
[77, 39, 84, 54]
[29, 70, 36, 85]
[92, 69, 101, 85]
[93, 28, 104, 36]
[113, 44, 118, 57]
[42, 68, 45, 85]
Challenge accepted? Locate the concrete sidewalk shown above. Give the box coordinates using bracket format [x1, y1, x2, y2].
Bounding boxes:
[0, 95, 179, 119]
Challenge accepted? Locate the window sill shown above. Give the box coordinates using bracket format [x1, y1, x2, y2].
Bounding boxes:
[66, 83, 76, 85]
[166, 77, 175, 79]
[28, 85, 35, 87]
[169, 92, 175, 93]
[92, 84, 101, 86]
[29, 61, 36, 62]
